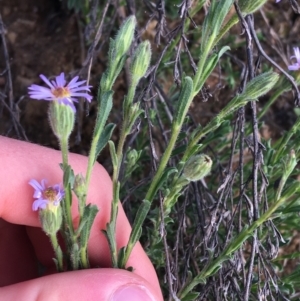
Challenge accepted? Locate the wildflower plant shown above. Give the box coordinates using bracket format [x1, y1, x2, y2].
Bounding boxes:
[28, 72, 92, 112]
[23, 1, 300, 300]
[29, 179, 64, 271]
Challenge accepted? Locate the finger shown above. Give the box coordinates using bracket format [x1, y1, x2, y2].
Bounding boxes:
[0, 219, 38, 285]
[0, 136, 112, 227]
[0, 136, 161, 297]
[0, 269, 162, 301]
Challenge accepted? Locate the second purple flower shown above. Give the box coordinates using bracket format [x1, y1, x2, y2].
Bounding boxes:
[29, 179, 65, 211]
[288, 47, 300, 71]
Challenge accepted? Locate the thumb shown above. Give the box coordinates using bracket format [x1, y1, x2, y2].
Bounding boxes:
[0, 269, 162, 301]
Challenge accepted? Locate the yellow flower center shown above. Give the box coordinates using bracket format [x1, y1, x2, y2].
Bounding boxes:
[43, 188, 57, 202]
[52, 87, 70, 98]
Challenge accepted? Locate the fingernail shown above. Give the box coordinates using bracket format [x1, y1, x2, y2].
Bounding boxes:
[111, 285, 156, 301]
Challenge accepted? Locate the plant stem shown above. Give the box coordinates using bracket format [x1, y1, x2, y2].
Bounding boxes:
[60, 137, 74, 234]
[80, 246, 89, 269]
[193, 48, 210, 95]
[145, 124, 181, 202]
[49, 233, 64, 272]
[85, 132, 100, 188]
[272, 117, 300, 164]
[109, 84, 137, 267]
[257, 89, 282, 121]
[60, 137, 69, 167]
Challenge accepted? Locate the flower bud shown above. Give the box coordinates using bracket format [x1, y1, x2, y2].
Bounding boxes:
[182, 154, 212, 182]
[126, 148, 141, 172]
[239, 0, 268, 15]
[39, 204, 63, 236]
[242, 72, 279, 101]
[73, 173, 87, 200]
[115, 15, 136, 59]
[127, 148, 138, 164]
[29, 179, 65, 236]
[48, 101, 75, 140]
[285, 149, 297, 177]
[130, 40, 151, 84]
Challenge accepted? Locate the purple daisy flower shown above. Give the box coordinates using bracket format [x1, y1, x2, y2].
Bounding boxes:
[29, 179, 65, 211]
[28, 72, 92, 112]
[288, 47, 300, 71]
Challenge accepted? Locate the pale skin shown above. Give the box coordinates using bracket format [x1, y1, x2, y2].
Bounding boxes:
[0, 136, 163, 301]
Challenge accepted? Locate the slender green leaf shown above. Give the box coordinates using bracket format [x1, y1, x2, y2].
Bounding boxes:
[174, 76, 193, 126]
[94, 123, 115, 164]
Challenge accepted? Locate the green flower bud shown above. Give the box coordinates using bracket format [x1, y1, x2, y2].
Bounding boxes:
[73, 173, 87, 200]
[115, 15, 136, 59]
[242, 72, 279, 101]
[239, 0, 268, 15]
[39, 203, 62, 236]
[183, 154, 212, 182]
[126, 148, 142, 171]
[48, 101, 75, 140]
[127, 148, 139, 165]
[130, 40, 151, 84]
[285, 150, 297, 178]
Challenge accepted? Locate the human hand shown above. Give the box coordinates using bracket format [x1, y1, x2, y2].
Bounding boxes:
[0, 136, 163, 301]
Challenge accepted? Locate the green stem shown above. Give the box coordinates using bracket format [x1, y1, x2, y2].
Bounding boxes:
[214, 15, 238, 48]
[182, 121, 216, 163]
[60, 137, 79, 270]
[109, 84, 137, 267]
[85, 132, 100, 188]
[60, 137, 69, 167]
[123, 83, 137, 120]
[86, 78, 115, 190]
[60, 137, 74, 234]
[193, 48, 210, 96]
[145, 123, 181, 202]
[272, 117, 300, 164]
[257, 89, 282, 121]
[80, 246, 89, 269]
[49, 233, 64, 272]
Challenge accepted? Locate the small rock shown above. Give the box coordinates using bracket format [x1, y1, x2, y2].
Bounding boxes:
[7, 31, 17, 44]
[0, 77, 6, 86]
[2, 7, 11, 16]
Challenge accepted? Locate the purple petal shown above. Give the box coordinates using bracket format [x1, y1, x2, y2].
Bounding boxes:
[33, 191, 42, 199]
[58, 98, 77, 112]
[53, 186, 65, 201]
[70, 86, 91, 92]
[41, 179, 47, 188]
[28, 87, 54, 100]
[68, 80, 87, 89]
[40, 74, 55, 89]
[28, 85, 52, 94]
[288, 64, 300, 70]
[294, 47, 300, 61]
[56, 72, 66, 87]
[71, 92, 93, 100]
[32, 199, 48, 211]
[67, 76, 80, 87]
[29, 73, 93, 107]
[69, 97, 79, 103]
[29, 179, 44, 191]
